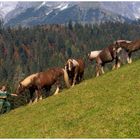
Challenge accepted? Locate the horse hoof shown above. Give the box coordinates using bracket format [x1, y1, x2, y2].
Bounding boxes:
[39, 97, 43, 100]
[96, 74, 99, 77]
[54, 92, 59, 95]
[32, 101, 38, 104]
[28, 101, 32, 105]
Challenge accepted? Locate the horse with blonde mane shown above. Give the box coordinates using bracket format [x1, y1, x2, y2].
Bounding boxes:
[15, 67, 70, 104]
[114, 39, 140, 64]
[65, 58, 85, 87]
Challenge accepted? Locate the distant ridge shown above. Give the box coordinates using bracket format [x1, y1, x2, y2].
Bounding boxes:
[0, 2, 140, 26]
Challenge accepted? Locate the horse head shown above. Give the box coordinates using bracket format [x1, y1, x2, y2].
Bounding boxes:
[88, 52, 92, 61]
[15, 82, 25, 95]
[65, 59, 74, 71]
[114, 40, 132, 47]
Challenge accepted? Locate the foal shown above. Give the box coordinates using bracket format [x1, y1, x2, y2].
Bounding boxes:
[65, 58, 85, 87]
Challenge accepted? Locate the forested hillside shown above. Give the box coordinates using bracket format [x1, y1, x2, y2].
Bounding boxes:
[0, 21, 140, 88]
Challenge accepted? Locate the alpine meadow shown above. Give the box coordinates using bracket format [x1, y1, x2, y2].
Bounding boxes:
[0, 1, 140, 138]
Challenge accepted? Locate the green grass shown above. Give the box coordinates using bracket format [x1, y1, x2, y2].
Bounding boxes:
[0, 60, 140, 138]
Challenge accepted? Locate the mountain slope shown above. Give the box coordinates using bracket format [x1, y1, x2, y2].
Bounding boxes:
[0, 2, 18, 20]
[1, 2, 140, 26]
[0, 60, 140, 138]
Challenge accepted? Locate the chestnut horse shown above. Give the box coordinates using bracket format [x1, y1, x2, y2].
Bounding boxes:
[65, 58, 85, 87]
[95, 43, 122, 77]
[114, 39, 140, 64]
[15, 67, 70, 104]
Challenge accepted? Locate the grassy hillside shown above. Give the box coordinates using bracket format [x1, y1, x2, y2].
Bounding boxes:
[0, 60, 140, 138]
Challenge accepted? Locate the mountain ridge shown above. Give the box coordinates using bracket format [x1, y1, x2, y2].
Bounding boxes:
[0, 2, 140, 26]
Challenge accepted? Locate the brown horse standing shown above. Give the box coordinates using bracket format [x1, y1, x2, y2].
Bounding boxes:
[114, 39, 140, 64]
[65, 58, 85, 87]
[15, 67, 70, 104]
[95, 43, 122, 77]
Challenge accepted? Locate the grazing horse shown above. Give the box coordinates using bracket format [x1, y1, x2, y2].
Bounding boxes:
[95, 43, 122, 77]
[15, 67, 70, 104]
[114, 39, 140, 64]
[65, 58, 85, 86]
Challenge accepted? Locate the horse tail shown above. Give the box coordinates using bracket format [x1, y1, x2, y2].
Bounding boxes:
[62, 68, 71, 88]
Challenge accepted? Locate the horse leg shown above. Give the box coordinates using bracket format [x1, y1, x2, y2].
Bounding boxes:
[38, 89, 43, 101]
[44, 86, 51, 97]
[79, 72, 84, 82]
[126, 54, 130, 63]
[129, 58, 132, 64]
[54, 86, 60, 95]
[69, 78, 73, 86]
[101, 64, 105, 74]
[117, 60, 121, 69]
[35, 85, 43, 101]
[54, 78, 61, 95]
[112, 63, 116, 70]
[112, 56, 119, 70]
[101, 67, 104, 74]
[35, 86, 42, 101]
[32, 89, 39, 103]
[76, 74, 80, 84]
[116, 56, 121, 69]
[126, 52, 131, 64]
[72, 72, 78, 87]
[128, 52, 132, 64]
[96, 63, 101, 77]
[29, 88, 35, 104]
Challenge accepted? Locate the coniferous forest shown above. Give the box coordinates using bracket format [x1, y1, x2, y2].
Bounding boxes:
[0, 21, 140, 108]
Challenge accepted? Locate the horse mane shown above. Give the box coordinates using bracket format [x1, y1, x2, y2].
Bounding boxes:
[114, 40, 132, 44]
[62, 68, 70, 88]
[67, 58, 79, 67]
[72, 59, 79, 66]
[20, 73, 39, 87]
[126, 40, 132, 43]
[67, 58, 73, 63]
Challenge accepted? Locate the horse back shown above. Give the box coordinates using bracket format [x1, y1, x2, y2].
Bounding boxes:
[98, 45, 114, 62]
[37, 67, 64, 87]
[128, 39, 140, 51]
[76, 59, 85, 73]
[21, 73, 39, 87]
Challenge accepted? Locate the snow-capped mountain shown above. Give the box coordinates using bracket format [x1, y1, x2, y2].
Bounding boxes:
[100, 2, 140, 20]
[0, 1, 140, 27]
[0, 2, 17, 19]
[4, 2, 40, 23]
